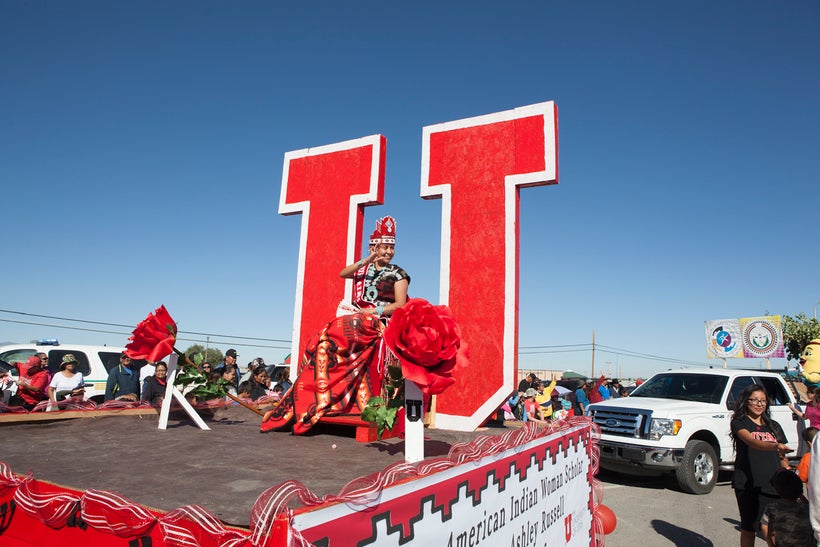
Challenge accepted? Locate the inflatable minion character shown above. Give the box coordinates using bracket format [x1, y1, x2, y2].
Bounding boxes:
[800, 338, 820, 386]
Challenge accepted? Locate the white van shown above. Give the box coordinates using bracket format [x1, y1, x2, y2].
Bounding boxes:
[0, 342, 147, 403]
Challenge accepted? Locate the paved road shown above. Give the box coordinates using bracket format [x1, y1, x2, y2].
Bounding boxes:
[599, 468, 740, 546]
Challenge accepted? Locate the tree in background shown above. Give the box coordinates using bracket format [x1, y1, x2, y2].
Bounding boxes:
[783, 313, 820, 361]
[182, 344, 224, 367]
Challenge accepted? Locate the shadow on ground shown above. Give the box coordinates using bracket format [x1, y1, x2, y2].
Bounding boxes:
[651, 520, 713, 546]
[596, 468, 733, 493]
[723, 517, 741, 531]
[368, 439, 453, 457]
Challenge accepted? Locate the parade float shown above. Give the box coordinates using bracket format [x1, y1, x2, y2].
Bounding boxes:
[0, 101, 614, 546]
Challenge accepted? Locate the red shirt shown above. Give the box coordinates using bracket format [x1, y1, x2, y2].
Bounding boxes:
[19, 369, 49, 405]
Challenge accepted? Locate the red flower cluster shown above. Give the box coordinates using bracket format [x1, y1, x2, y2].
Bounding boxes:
[383, 298, 468, 395]
[125, 305, 178, 363]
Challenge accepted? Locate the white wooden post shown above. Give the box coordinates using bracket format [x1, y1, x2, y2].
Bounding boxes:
[404, 380, 424, 463]
[158, 354, 210, 431]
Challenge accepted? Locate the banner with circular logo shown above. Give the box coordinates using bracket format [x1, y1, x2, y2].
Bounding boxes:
[740, 315, 785, 359]
[705, 319, 742, 359]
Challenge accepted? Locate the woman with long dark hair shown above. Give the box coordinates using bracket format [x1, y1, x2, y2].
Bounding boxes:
[248, 365, 269, 401]
[730, 384, 793, 546]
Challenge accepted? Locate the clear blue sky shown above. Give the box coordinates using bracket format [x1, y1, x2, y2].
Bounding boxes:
[2, 2, 818, 380]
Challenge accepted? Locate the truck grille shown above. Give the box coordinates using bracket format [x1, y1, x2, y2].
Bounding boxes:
[589, 407, 651, 438]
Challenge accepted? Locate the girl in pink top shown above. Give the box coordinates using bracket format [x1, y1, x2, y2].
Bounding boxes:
[788, 385, 820, 428]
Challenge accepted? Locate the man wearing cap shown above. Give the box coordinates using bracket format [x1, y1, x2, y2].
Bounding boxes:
[574, 381, 592, 415]
[215, 348, 238, 372]
[15, 355, 49, 410]
[104, 354, 140, 401]
[214, 349, 239, 388]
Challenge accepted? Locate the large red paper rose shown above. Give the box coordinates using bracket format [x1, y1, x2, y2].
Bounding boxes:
[383, 298, 469, 395]
[125, 305, 178, 362]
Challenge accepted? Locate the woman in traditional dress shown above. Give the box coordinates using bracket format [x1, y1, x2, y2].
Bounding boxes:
[262, 216, 410, 434]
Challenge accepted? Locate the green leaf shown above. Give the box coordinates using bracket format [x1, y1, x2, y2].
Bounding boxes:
[383, 408, 397, 430]
[361, 405, 377, 422]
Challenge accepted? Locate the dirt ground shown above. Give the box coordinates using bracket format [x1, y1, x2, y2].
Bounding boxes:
[0, 406, 506, 528]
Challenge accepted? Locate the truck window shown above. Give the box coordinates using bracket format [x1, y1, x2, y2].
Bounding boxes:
[98, 352, 147, 374]
[47, 350, 91, 376]
[758, 376, 789, 406]
[630, 373, 727, 404]
[726, 376, 755, 411]
[99, 352, 122, 373]
[0, 349, 37, 368]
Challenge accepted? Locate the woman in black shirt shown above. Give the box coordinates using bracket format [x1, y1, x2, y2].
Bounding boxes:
[730, 384, 793, 547]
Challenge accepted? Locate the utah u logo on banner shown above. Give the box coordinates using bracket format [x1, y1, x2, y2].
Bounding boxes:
[564, 514, 572, 542]
[280, 102, 559, 431]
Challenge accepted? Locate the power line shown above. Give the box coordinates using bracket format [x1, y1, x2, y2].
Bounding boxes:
[595, 343, 713, 368]
[175, 338, 291, 351]
[0, 308, 290, 343]
[0, 318, 130, 337]
[517, 342, 713, 368]
[519, 348, 591, 355]
[0, 318, 291, 351]
[519, 343, 590, 349]
[0, 308, 715, 366]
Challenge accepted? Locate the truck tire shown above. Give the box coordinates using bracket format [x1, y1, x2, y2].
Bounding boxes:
[676, 440, 718, 495]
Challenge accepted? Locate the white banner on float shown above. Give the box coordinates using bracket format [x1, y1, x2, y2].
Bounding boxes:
[291, 423, 595, 546]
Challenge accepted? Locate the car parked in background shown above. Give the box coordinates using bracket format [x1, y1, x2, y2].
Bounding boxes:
[0, 342, 147, 403]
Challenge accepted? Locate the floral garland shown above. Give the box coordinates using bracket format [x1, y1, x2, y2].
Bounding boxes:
[0, 462, 252, 546]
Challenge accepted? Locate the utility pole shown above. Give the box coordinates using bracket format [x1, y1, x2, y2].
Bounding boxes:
[591, 329, 595, 379]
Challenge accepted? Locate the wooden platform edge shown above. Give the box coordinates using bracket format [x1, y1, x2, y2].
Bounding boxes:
[0, 407, 159, 424]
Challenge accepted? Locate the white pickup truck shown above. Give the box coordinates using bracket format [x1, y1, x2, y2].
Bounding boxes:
[0, 342, 147, 403]
[587, 368, 804, 494]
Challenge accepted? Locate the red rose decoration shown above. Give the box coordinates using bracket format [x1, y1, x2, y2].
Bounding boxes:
[125, 305, 178, 362]
[383, 298, 469, 395]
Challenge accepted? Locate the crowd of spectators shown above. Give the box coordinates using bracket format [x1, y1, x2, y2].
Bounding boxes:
[501, 373, 630, 425]
[4, 348, 292, 411]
